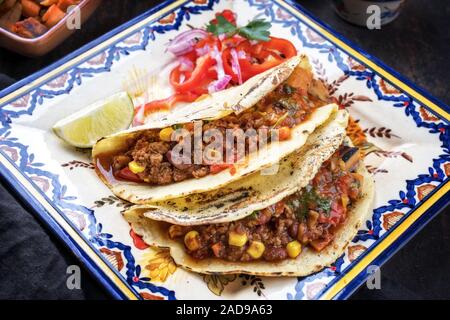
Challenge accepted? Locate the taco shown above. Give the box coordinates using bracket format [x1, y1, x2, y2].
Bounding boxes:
[93, 54, 337, 203]
[125, 109, 349, 225]
[124, 114, 375, 276]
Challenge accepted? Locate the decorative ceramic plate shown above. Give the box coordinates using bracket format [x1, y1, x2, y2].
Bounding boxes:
[0, 0, 449, 300]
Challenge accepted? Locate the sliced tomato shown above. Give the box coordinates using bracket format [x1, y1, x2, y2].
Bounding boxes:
[221, 35, 245, 48]
[223, 37, 297, 83]
[170, 55, 216, 92]
[116, 167, 142, 183]
[180, 50, 198, 63]
[195, 35, 222, 52]
[238, 37, 297, 80]
[262, 36, 297, 59]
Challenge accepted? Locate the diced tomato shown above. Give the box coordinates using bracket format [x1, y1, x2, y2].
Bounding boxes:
[310, 238, 332, 252]
[316, 200, 346, 226]
[211, 243, 223, 257]
[274, 201, 285, 215]
[337, 173, 362, 200]
[330, 201, 346, 224]
[116, 167, 142, 183]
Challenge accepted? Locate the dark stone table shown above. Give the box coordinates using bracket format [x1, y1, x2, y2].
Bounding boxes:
[0, 0, 448, 299]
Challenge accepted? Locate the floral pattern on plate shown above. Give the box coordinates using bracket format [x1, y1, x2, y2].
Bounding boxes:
[0, 0, 448, 300]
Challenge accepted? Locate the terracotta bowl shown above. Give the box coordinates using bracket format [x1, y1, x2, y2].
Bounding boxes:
[0, 0, 102, 57]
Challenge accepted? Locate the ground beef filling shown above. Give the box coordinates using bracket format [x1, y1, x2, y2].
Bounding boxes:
[168, 146, 363, 262]
[110, 78, 329, 185]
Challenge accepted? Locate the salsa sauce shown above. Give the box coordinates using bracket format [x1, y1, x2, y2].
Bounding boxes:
[167, 145, 363, 262]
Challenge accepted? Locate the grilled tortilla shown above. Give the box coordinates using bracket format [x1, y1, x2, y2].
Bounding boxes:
[126, 109, 349, 225]
[124, 114, 375, 277]
[93, 55, 338, 203]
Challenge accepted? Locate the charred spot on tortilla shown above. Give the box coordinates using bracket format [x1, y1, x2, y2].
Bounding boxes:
[227, 190, 251, 203]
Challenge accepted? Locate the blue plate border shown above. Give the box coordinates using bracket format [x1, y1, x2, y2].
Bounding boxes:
[0, 0, 448, 300]
[0, 0, 192, 300]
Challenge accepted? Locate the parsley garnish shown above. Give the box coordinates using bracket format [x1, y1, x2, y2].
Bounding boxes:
[238, 19, 271, 41]
[294, 187, 331, 220]
[207, 16, 271, 41]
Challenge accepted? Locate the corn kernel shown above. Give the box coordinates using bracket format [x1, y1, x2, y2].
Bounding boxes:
[159, 127, 174, 141]
[341, 194, 349, 208]
[286, 240, 302, 258]
[168, 225, 183, 239]
[246, 241, 265, 259]
[184, 231, 200, 251]
[228, 231, 248, 247]
[128, 161, 145, 174]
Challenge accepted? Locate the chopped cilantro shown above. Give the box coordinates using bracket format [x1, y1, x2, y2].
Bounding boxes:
[206, 16, 236, 36]
[294, 187, 331, 220]
[248, 211, 259, 220]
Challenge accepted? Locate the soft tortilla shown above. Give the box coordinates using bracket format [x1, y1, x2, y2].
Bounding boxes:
[126, 109, 349, 225]
[93, 54, 338, 203]
[124, 162, 374, 277]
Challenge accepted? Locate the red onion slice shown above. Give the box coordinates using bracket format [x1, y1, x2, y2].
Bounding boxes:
[210, 45, 225, 79]
[195, 45, 210, 56]
[167, 29, 208, 56]
[230, 48, 243, 85]
[208, 75, 232, 93]
[178, 56, 194, 72]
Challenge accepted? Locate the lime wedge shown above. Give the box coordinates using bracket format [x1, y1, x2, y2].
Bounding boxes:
[52, 92, 134, 148]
